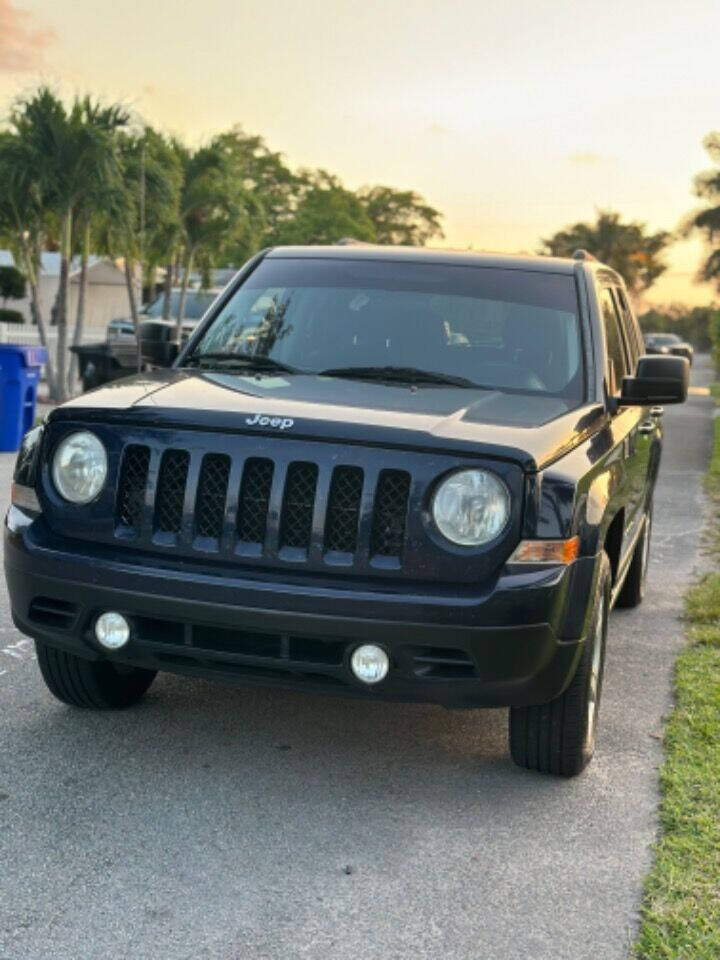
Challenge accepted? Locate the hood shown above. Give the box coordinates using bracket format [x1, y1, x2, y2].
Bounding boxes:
[50, 369, 605, 472]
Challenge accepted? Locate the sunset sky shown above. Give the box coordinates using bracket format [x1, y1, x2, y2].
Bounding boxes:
[1, 0, 719, 305]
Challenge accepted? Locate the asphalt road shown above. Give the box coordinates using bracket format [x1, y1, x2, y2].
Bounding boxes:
[0, 358, 714, 960]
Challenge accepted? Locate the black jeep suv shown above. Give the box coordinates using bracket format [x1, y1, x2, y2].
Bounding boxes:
[4, 246, 688, 776]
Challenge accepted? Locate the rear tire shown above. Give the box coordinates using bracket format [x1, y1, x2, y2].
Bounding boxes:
[509, 553, 611, 777]
[35, 641, 156, 709]
[616, 505, 652, 609]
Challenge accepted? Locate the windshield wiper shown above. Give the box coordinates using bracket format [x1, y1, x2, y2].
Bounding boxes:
[183, 352, 302, 374]
[317, 365, 481, 388]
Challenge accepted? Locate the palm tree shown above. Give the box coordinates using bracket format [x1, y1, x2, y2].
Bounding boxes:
[9, 88, 129, 399]
[0, 126, 59, 396]
[173, 139, 263, 339]
[105, 129, 183, 326]
[66, 99, 129, 390]
[540, 210, 670, 296]
[684, 133, 720, 286]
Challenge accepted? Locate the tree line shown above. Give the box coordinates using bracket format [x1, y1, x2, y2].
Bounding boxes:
[0, 88, 444, 400]
[3, 85, 720, 401]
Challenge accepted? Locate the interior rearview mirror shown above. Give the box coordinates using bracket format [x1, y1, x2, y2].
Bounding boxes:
[619, 354, 689, 406]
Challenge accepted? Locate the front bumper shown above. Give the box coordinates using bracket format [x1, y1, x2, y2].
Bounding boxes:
[4, 509, 600, 708]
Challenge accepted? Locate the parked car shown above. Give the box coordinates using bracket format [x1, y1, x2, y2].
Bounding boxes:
[106, 318, 136, 342]
[108, 288, 222, 342]
[5, 246, 688, 777]
[72, 289, 224, 393]
[644, 332, 694, 365]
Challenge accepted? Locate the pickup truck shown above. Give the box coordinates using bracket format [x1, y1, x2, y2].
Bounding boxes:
[4, 246, 689, 776]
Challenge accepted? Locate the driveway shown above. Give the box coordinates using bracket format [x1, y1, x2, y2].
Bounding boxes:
[0, 357, 714, 960]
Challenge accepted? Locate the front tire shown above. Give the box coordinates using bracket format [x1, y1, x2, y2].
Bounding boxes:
[35, 641, 156, 708]
[509, 553, 611, 776]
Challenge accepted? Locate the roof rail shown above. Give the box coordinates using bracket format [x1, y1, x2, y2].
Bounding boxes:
[572, 249, 597, 262]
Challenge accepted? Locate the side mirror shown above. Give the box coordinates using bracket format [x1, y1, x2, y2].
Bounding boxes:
[136, 320, 180, 368]
[619, 354, 689, 406]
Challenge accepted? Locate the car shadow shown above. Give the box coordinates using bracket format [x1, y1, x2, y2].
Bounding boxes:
[20, 673, 595, 831]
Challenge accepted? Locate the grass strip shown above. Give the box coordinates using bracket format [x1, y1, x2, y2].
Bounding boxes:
[633, 416, 720, 959]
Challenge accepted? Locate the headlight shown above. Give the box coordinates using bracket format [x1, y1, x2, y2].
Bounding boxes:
[52, 431, 107, 504]
[432, 469, 510, 546]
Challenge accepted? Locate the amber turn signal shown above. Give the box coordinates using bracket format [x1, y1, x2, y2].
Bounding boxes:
[508, 536, 580, 565]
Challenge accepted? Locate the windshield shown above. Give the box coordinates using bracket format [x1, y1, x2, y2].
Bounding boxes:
[144, 289, 218, 320]
[189, 257, 584, 399]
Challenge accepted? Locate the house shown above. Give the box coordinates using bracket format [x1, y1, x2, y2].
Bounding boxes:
[0, 251, 129, 331]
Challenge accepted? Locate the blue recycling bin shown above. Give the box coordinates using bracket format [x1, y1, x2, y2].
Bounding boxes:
[0, 344, 48, 452]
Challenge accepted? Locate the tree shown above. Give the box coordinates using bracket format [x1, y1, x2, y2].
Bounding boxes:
[540, 210, 670, 295]
[0, 124, 59, 394]
[104, 128, 182, 327]
[0, 265, 26, 306]
[684, 133, 720, 286]
[173, 138, 263, 337]
[66, 99, 130, 388]
[274, 171, 377, 245]
[357, 185, 443, 245]
[213, 128, 302, 257]
[637, 304, 716, 352]
[7, 88, 129, 400]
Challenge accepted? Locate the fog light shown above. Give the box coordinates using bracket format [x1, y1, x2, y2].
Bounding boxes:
[350, 644, 389, 684]
[94, 611, 130, 650]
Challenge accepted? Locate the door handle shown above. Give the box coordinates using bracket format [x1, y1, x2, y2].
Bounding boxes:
[638, 419, 656, 435]
[650, 406, 664, 418]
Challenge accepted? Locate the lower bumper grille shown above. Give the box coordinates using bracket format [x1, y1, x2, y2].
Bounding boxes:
[28, 597, 79, 630]
[131, 616, 477, 680]
[134, 616, 346, 666]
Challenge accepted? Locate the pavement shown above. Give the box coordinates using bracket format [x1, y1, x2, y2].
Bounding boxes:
[0, 357, 715, 960]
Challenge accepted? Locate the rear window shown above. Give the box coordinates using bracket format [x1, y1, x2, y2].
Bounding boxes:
[194, 258, 585, 400]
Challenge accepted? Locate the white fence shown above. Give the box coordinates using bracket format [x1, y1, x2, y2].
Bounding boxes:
[0, 323, 100, 348]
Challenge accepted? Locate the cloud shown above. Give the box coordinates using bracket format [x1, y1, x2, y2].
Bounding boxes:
[567, 151, 616, 166]
[0, 0, 55, 73]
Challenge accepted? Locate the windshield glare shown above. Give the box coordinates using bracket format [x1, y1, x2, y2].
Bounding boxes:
[145, 290, 217, 319]
[191, 258, 584, 399]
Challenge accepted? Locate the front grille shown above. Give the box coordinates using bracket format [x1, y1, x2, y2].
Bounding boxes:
[154, 449, 190, 534]
[195, 454, 231, 539]
[370, 470, 411, 558]
[113, 444, 415, 570]
[116, 444, 150, 531]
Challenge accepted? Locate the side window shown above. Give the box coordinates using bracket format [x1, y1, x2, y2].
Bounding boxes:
[615, 286, 641, 366]
[600, 288, 629, 395]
